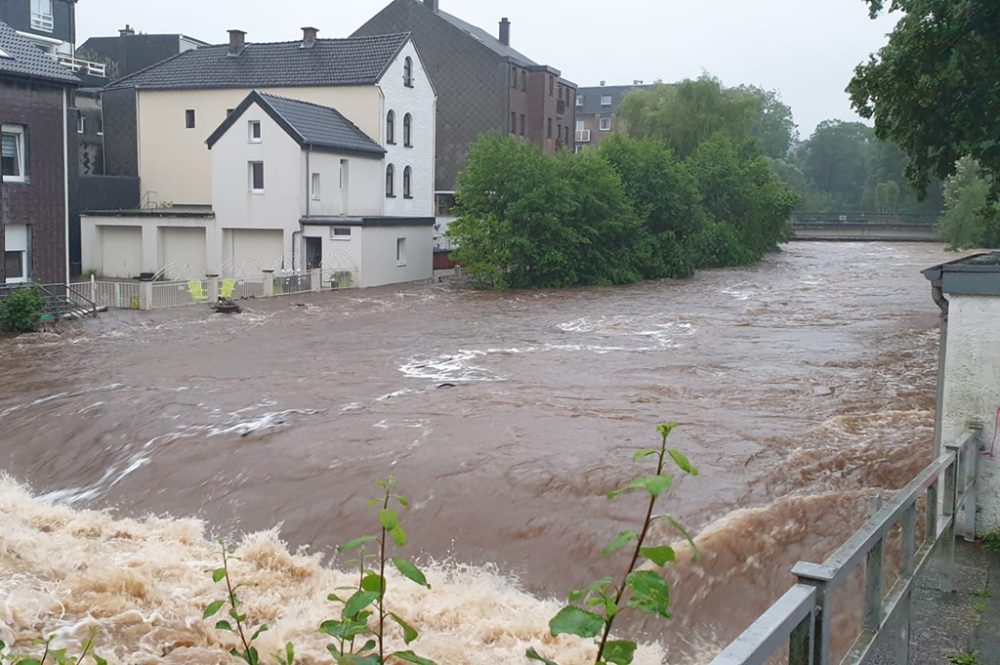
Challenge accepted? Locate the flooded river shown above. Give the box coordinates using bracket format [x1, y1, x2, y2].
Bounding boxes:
[0, 242, 957, 663]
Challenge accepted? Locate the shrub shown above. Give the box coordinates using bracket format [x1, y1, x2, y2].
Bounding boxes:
[0, 285, 45, 333]
[686, 222, 757, 269]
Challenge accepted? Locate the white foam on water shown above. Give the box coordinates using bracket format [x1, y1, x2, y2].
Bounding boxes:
[399, 350, 504, 383]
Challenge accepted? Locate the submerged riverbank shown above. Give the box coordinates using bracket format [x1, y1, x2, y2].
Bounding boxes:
[0, 243, 964, 662]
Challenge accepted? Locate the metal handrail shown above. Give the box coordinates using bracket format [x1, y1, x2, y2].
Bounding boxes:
[709, 429, 982, 665]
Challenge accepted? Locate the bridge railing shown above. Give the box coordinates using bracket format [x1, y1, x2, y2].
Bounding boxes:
[791, 212, 938, 226]
[709, 428, 981, 665]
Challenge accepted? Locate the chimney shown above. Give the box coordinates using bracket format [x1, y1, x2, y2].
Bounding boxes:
[499, 17, 510, 46]
[301, 26, 318, 48]
[424, 0, 438, 12]
[600, 80, 606, 86]
[227, 29, 246, 56]
[119, 24, 135, 37]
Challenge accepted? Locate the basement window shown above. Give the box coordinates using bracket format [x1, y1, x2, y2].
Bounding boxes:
[330, 227, 351, 240]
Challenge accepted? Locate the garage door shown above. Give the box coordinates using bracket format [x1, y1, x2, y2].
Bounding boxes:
[100, 226, 142, 279]
[227, 229, 284, 275]
[160, 227, 207, 280]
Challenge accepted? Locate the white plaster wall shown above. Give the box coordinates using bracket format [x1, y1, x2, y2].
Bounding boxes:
[302, 225, 364, 285]
[378, 41, 436, 219]
[940, 294, 1000, 532]
[306, 150, 383, 218]
[359, 226, 433, 288]
[137, 85, 381, 205]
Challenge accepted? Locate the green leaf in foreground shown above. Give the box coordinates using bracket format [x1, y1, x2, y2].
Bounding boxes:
[392, 557, 430, 588]
[390, 612, 419, 645]
[668, 448, 699, 476]
[658, 513, 701, 562]
[608, 475, 672, 500]
[632, 449, 659, 462]
[211, 567, 227, 583]
[640, 545, 676, 567]
[202, 599, 225, 619]
[548, 606, 605, 639]
[603, 640, 638, 665]
[342, 590, 379, 619]
[603, 530, 637, 556]
[392, 650, 437, 665]
[379, 509, 399, 530]
[337, 535, 377, 553]
[525, 646, 560, 665]
[625, 571, 671, 618]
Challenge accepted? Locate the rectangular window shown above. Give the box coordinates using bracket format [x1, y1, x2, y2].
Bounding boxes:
[331, 226, 352, 240]
[547, 118, 552, 139]
[558, 86, 564, 101]
[311, 173, 321, 200]
[520, 71, 526, 91]
[97, 117, 104, 135]
[576, 120, 585, 131]
[549, 76, 554, 96]
[510, 111, 517, 135]
[76, 114, 85, 134]
[185, 109, 196, 129]
[511, 67, 517, 89]
[520, 114, 525, 137]
[249, 161, 264, 193]
[4, 251, 24, 280]
[30, 0, 53, 32]
[1, 125, 27, 182]
[599, 117, 612, 131]
[226, 108, 235, 117]
[576, 95, 584, 107]
[249, 120, 261, 142]
[396, 237, 406, 266]
[601, 95, 613, 106]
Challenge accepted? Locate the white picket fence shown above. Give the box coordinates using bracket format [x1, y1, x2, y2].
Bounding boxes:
[69, 271, 357, 312]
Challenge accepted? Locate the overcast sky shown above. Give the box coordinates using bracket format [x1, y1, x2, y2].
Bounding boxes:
[76, 1, 898, 138]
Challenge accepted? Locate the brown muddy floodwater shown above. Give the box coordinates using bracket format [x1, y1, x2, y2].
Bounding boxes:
[0, 242, 960, 663]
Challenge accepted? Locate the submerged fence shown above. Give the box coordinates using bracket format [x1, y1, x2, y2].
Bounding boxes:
[709, 428, 982, 665]
[68, 269, 357, 312]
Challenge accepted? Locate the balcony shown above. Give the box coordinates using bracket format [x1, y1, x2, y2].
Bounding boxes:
[55, 54, 107, 78]
[30, 12, 54, 32]
[575, 129, 591, 143]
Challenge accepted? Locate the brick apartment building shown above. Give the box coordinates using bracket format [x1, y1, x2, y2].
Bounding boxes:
[0, 19, 79, 284]
[574, 82, 653, 151]
[353, 0, 577, 210]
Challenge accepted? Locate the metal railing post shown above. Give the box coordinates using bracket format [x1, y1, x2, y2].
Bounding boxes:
[864, 535, 885, 632]
[896, 502, 918, 663]
[941, 454, 958, 593]
[788, 611, 815, 665]
[793, 565, 833, 665]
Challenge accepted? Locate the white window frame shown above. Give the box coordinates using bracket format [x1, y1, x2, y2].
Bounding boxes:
[1, 124, 28, 183]
[576, 95, 583, 107]
[330, 226, 352, 240]
[599, 117, 612, 131]
[4, 225, 29, 283]
[601, 95, 613, 106]
[30, 0, 54, 32]
[311, 172, 321, 200]
[97, 117, 104, 136]
[248, 161, 264, 194]
[248, 120, 261, 143]
[77, 114, 85, 134]
[396, 237, 407, 266]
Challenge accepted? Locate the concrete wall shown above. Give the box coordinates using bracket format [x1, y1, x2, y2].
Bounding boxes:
[81, 213, 215, 278]
[940, 294, 1000, 532]
[380, 40, 435, 219]
[136, 85, 381, 205]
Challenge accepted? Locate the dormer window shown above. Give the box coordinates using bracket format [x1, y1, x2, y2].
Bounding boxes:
[249, 120, 261, 143]
[30, 0, 53, 32]
[403, 56, 414, 87]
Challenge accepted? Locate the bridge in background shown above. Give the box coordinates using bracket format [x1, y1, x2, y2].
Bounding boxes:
[791, 212, 940, 242]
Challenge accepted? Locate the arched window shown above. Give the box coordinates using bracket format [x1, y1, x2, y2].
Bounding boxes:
[385, 164, 395, 197]
[403, 56, 413, 87]
[403, 166, 412, 199]
[386, 110, 395, 145]
[403, 113, 412, 147]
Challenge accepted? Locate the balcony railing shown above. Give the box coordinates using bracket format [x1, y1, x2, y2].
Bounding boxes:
[575, 129, 591, 143]
[55, 54, 107, 78]
[30, 12, 54, 32]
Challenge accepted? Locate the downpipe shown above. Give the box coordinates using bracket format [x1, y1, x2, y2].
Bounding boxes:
[931, 279, 949, 458]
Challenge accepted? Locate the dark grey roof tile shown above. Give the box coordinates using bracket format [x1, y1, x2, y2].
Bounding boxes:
[0, 21, 80, 85]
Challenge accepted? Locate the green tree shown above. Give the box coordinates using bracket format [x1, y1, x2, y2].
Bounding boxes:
[685, 133, 798, 258]
[797, 121, 875, 210]
[938, 157, 994, 249]
[736, 85, 798, 160]
[448, 133, 642, 289]
[848, 0, 1000, 198]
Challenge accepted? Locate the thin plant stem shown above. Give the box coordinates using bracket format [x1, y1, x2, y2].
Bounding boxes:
[221, 545, 252, 661]
[594, 433, 668, 663]
[377, 484, 392, 663]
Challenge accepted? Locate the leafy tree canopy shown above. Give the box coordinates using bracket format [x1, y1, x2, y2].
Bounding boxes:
[848, 0, 1000, 197]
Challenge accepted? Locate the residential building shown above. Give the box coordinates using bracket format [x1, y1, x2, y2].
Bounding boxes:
[83, 30, 435, 287]
[79, 24, 207, 81]
[102, 29, 434, 209]
[82, 92, 433, 287]
[352, 0, 577, 211]
[0, 20, 79, 284]
[0, 0, 109, 81]
[574, 81, 653, 150]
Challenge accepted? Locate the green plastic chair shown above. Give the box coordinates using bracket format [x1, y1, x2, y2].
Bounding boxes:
[188, 280, 208, 303]
[220, 279, 236, 300]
